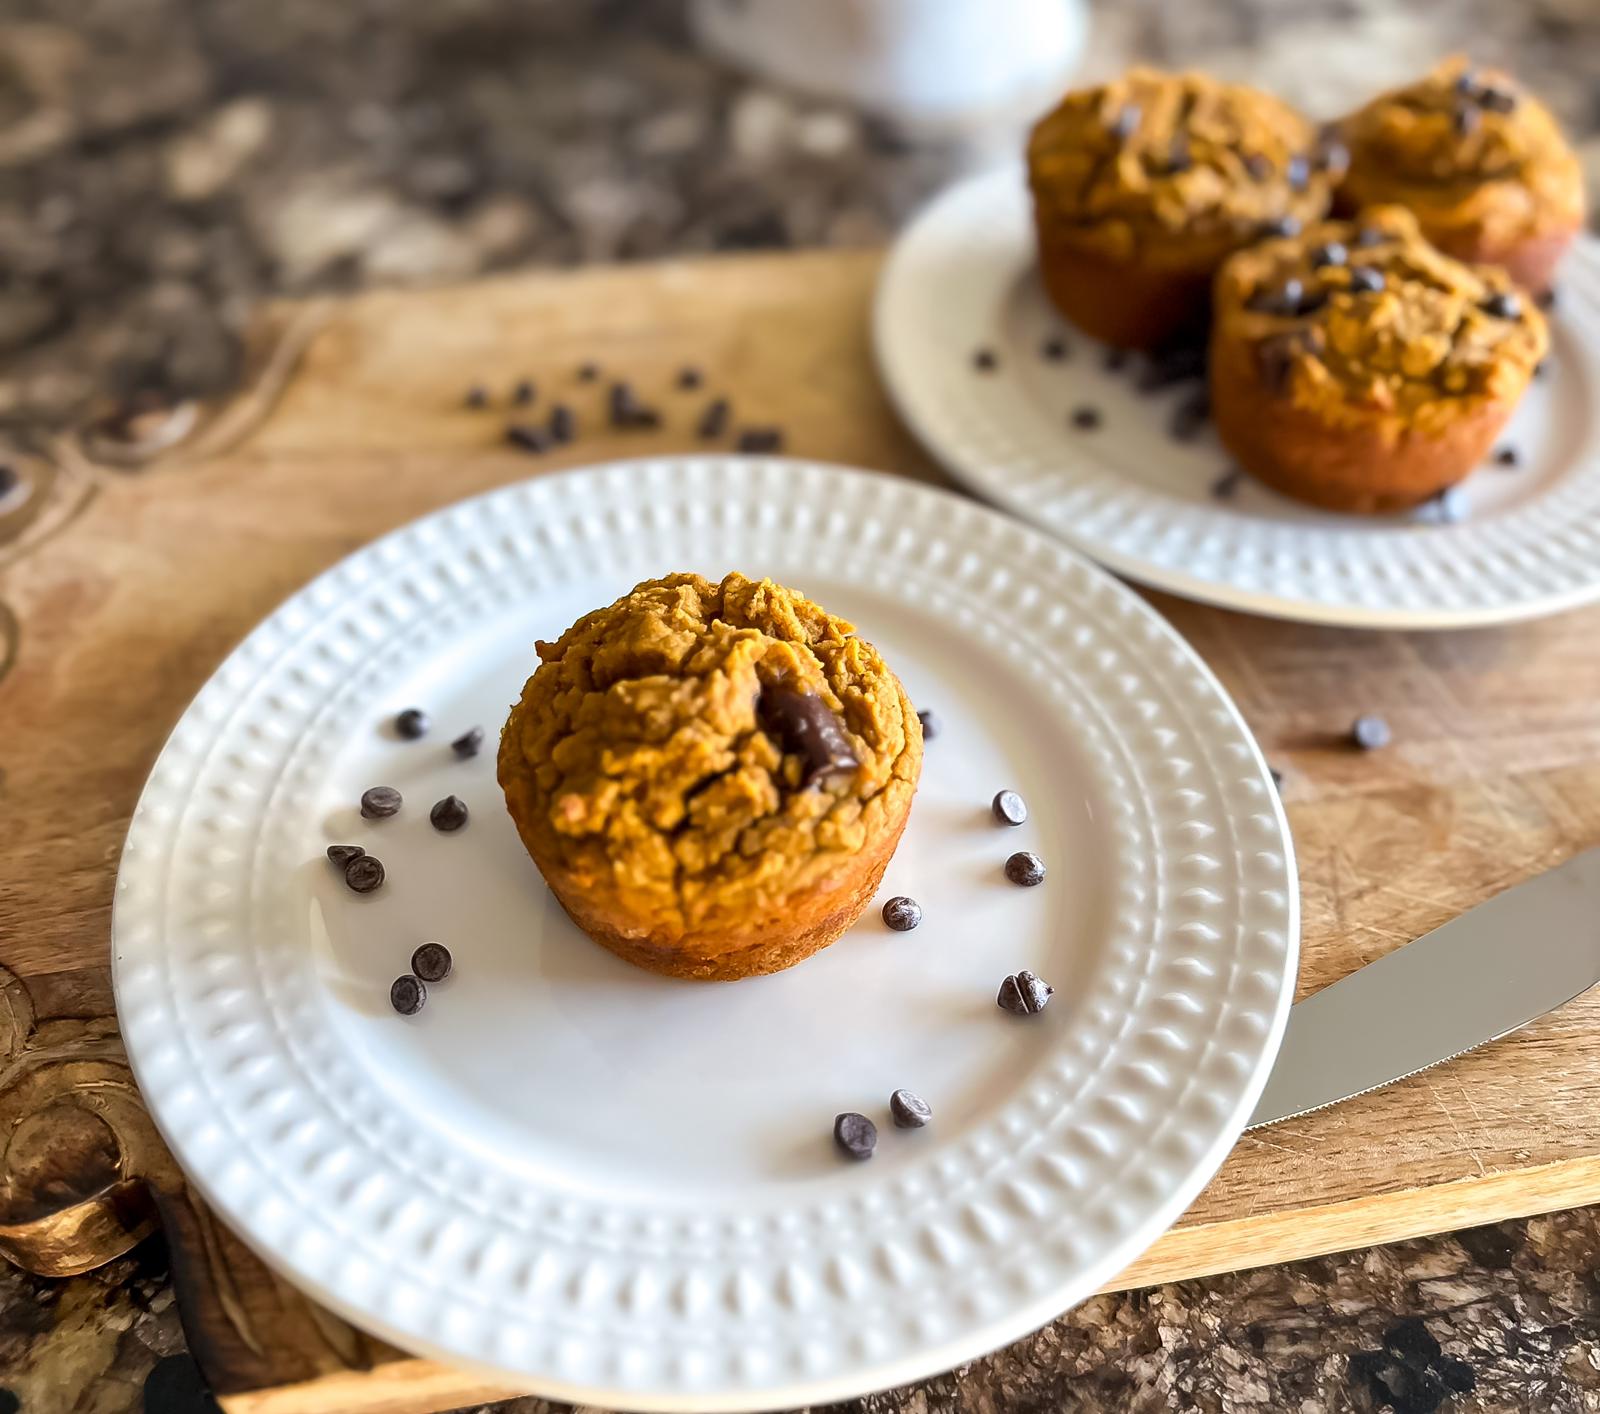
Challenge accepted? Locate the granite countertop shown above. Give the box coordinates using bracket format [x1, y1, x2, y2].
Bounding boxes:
[3, 2, 1600, 1412]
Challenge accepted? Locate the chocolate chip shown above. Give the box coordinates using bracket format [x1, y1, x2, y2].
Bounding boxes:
[411, 942, 453, 983]
[1477, 85, 1517, 114]
[1270, 767, 1284, 792]
[1041, 335, 1069, 361]
[1259, 214, 1301, 239]
[1481, 291, 1521, 319]
[1108, 103, 1140, 140]
[395, 708, 429, 740]
[1070, 405, 1102, 431]
[1248, 278, 1305, 317]
[548, 404, 575, 443]
[1211, 468, 1243, 499]
[697, 396, 730, 439]
[1286, 155, 1310, 191]
[390, 974, 426, 1015]
[1493, 445, 1520, 467]
[327, 843, 365, 868]
[1435, 485, 1469, 522]
[1310, 241, 1347, 269]
[676, 366, 702, 390]
[430, 794, 469, 832]
[1352, 226, 1386, 248]
[452, 726, 485, 758]
[972, 347, 998, 372]
[1296, 289, 1328, 317]
[1383, 1317, 1441, 1365]
[1004, 851, 1046, 887]
[1453, 103, 1481, 137]
[991, 789, 1028, 826]
[760, 685, 859, 787]
[1453, 68, 1478, 96]
[628, 406, 662, 430]
[360, 786, 402, 819]
[1257, 334, 1303, 394]
[997, 969, 1053, 1016]
[1348, 266, 1386, 294]
[736, 426, 784, 453]
[1314, 138, 1349, 177]
[1534, 359, 1548, 379]
[577, 361, 599, 381]
[1168, 388, 1210, 441]
[1138, 345, 1206, 390]
[890, 1089, 932, 1128]
[511, 379, 535, 407]
[833, 1112, 876, 1160]
[506, 423, 550, 454]
[1438, 1358, 1476, 1394]
[916, 708, 941, 740]
[1102, 347, 1128, 372]
[345, 854, 386, 893]
[882, 896, 922, 931]
[1166, 132, 1191, 173]
[1244, 153, 1272, 180]
[464, 385, 489, 409]
[608, 380, 638, 426]
[1538, 287, 1558, 311]
[1351, 714, 1391, 750]
[0, 464, 17, 498]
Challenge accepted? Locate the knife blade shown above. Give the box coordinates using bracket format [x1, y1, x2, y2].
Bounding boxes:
[1248, 846, 1600, 1129]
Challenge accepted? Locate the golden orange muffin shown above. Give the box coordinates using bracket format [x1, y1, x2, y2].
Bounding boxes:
[1026, 68, 1336, 350]
[498, 572, 922, 981]
[1336, 58, 1584, 295]
[1210, 205, 1547, 513]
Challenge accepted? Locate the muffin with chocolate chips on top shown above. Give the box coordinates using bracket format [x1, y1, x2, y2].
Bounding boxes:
[498, 573, 922, 981]
[1336, 57, 1584, 295]
[1209, 205, 1547, 513]
[1027, 69, 1336, 350]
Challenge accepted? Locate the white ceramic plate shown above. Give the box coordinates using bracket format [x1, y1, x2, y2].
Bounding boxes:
[874, 164, 1600, 629]
[112, 458, 1297, 1410]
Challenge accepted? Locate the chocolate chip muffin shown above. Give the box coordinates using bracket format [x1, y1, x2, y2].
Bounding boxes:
[1336, 58, 1584, 295]
[1209, 205, 1547, 513]
[1026, 69, 1336, 350]
[498, 573, 922, 981]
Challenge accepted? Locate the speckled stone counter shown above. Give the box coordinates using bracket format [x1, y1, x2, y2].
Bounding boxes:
[2, 2, 1599, 1412]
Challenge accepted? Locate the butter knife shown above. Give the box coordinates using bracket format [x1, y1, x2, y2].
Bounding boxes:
[1248, 847, 1600, 1129]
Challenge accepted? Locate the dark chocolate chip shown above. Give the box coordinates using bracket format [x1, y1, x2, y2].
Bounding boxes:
[1040, 335, 1069, 361]
[1108, 103, 1140, 140]
[1211, 468, 1243, 499]
[676, 366, 703, 390]
[506, 423, 550, 454]
[1534, 359, 1548, 379]
[0, 464, 17, 498]
[1347, 266, 1386, 294]
[1537, 287, 1558, 311]
[1285, 154, 1310, 191]
[1247, 278, 1305, 317]
[548, 404, 575, 443]
[327, 843, 365, 868]
[1244, 153, 1273, 181]
[1352, 225, 1386, 247]
[1166, 132, 1191, 173]
[1257, 335, 1303, 394]
[577, 361, 600, 382]
[1102, 347, 1128, 372]
[1481, 291, 1521, 319]
[411, 942, 453, 983]
[760, 685, 859, 787]
[360, 786, 402, 819]
[1314, 138, 1349, 177]
[833, 1111, 876, 1160]
[697, 396, 730, 439]
[1493, 445, 1520, 467]
[1168, 388, 1210, 441]
[608, 380, 638, 426]
[628, 406, 662, 430]
[390, 974, 426, 1015]
[395, 708, 429, 740]
[430, 794, 469, 832]
[1070, 405, 1102, 431]
[1383, 1317, 1442, 1365]
[1138, 344, 1206, 390]
[1453, 103, 1481, 137]
[1438, 1358, 1476, 1394]
[1295, 289, 1328, 317]
[997, 969, 1053, 1016]
[1004, 851, 1046, 887]
[511, 379, 535, 407]
[452, 726, 485, 758]
[1270, 767, 1284, 792]
[1310, 241, 1347, 268]
[1351, 714, 1392, 750]
[890, 1089, 932, 1128]
[1453, 68, 1478, 96]
[345, 854, 385, 893]
[464, 385, 489, 409]
[736, 426, 784, 453]
[1259, 214, 1301, 239]
[916, 708, 941, 740]
[991, 789, 1028, 826]
[1477, 85, 1517, 114]
[1435, 485, 1469, 523]
[972, 347, 998, 372]
[882, 896, 922, 932]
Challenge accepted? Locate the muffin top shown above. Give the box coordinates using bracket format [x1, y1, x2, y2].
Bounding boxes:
[1339, 58, 1584, 244]
[1027, 68, 1335, 267]
[497, 572, 920, 934]
[1214, 205, 1547, 433]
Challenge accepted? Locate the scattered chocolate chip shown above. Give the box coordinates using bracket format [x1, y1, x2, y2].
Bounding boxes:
[1257, 334, 1303, 394]
[972, 347, 998, 372]
[1481, 291, 1521, 320]
[608, 380, 638, 426]
[1493, 445, 1520, 467]
[1537, 287, 1558, 311]
[577, 361, 600, 382]
[327, 843, 365, 868]
[760, 686, 859, 787]
[882, 896, 922, 932]
[997, 969, 1053, 1016]
[345, 855, 386, 893]
[1211, 468, 1243, 499]
[1004, 851, 1046, 887]
[991, 789, 1028, 826]
[0, 464, 17, 498]
[834, 1111, 876, 1160]
[390, 974, 426, 1015]
[1070, 405, 1102, 431]
[1296, 289, 1328, 317]
[507, 423, 550, 454]
[1477, 85, 1517, 114]
[1453, 68, 1478, 96]
[1102, 347, 1128, 372]
[1270, 767, 1284, 792]
[1347, 266, 1386, 294]
[1435, 485, 1469, 522]
[1285, 155, 1310, 191]
[1244, 153, 1273, 181]
[1137, 344, 1206, 390]
[511, 379, 535, 407]
[1314, 138, 1349, 177]
[1248, 278, 1305, 317]
[411, 942, 453, 983]
[1168, 388, 1210, 441]
[916, 708, 941, 740]
[1352, 226, 1386, 248]
[430, 794, 469, 832]
[1166, 132, 1191, 173]
[1384, 1317, 1441, 1365]
[1453, 103, 1481, 137]
[1439, 1358, 1477, 1394]
[676, 366, 702, 390]
[452, 726, 485, 758]
[736, 426, 784, 453]
[1040, 335, 1069, 361]
[629, 406, 662, 430]
[1108, 103, 1140, 141]
[1310, 241, 1347, 269]
[1534, 359, 1548, 380]
[890, 1089, 932, 1128]
[548, 404, 575, 443]
[697, 396, 730, 439]
[395, 708, 429, 740]
[464, 385, 489, 409]
[360, 786, 402, 820]
[1351, 714, 1392, 750]
[1259, 214, 1301, 240]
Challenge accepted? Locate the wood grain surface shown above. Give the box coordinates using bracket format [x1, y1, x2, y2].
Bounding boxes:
[4, 247, 1600, 1412]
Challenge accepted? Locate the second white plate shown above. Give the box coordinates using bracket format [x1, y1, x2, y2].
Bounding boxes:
[874, 165, 1600, 629]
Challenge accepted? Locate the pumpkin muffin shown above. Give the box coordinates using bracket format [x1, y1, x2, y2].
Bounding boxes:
[1210, 205, 1547, 513]
[1336, 58, 1584, 295]
[498, 572, 922, 981]
[1026, 68, 1336, 350]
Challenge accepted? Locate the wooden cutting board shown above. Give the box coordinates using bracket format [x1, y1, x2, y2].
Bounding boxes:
[6, 248, 1600, 1414]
